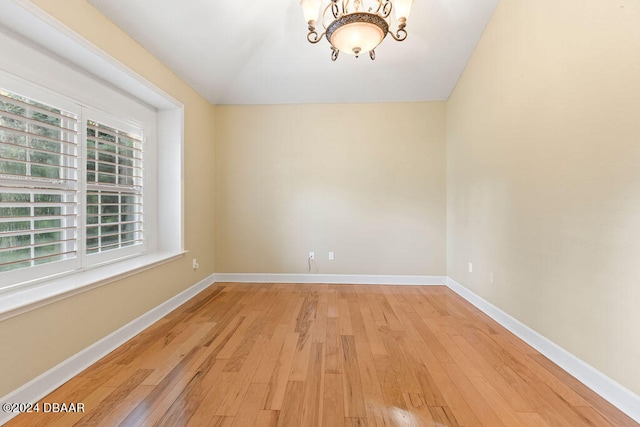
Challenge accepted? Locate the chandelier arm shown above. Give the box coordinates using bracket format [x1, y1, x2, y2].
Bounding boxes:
[381, 1, 392, 18]
[371, 0, 383, 14]
[307, 30, 326, 44]
[389, 27, 408, 42]
[320, 3, 331, 28]
[331, 47, 339, 61]
[331, 1, 340, 18]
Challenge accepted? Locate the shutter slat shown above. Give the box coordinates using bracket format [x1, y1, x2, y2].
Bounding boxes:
[0, 109, 77, 133]
[0, 138, 78, 159]
[0, 237, 76, 252]
[0, 155, 77, 170]
[0, 250, 77, 268]
[0, 225, 77, 238]
[0, 93, 78, 123]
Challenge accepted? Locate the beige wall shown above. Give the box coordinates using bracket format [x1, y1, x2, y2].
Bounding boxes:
[0, 0, 215, 396]
[447, 0, 640, 395]
[214, 103, 447, 275]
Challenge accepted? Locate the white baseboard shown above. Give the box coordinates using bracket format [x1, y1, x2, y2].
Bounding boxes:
[0, 273, 216, 426]
[446, 277, 640, 424]
[212, 273, 447, 285]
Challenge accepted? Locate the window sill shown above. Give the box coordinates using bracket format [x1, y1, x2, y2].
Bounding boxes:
[0, 251, 186, 321]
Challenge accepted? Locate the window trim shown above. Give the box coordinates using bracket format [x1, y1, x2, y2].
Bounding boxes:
[0, 0, 185, 319]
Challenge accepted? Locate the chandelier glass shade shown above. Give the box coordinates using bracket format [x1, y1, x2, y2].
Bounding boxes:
[300, 0, 414, 61]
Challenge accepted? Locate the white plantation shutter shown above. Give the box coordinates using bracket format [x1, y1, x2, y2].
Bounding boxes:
[0, 89, 79, 275]
[85, 120, 144, 256]
[0, 81, 149, 290]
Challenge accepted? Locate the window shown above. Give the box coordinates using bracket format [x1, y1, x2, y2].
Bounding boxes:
[0, 3, 183, 313]
[0, 85, 150, 289]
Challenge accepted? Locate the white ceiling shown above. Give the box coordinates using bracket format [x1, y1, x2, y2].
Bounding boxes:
[87, 0, 498, 105]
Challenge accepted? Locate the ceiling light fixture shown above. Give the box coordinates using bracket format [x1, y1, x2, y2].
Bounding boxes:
[300, 0, 414, 61]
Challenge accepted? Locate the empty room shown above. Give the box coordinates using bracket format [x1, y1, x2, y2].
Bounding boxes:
[0, 0, 639, 425]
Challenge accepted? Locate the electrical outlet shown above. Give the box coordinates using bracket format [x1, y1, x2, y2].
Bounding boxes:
[309, 252, 315, 260]
[192, 258, 199, 270]
[329, 251, 334, 260]
[468, 262, 473, 273]
[489, 272, 494, 283]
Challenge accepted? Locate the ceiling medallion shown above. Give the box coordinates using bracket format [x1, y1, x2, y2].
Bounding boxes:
[300, 0, 414, 61]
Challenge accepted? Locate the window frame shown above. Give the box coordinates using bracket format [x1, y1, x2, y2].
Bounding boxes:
[81, 107, 150, 269]
[0, 1, 185, 319]
[0, 73, 155, 289]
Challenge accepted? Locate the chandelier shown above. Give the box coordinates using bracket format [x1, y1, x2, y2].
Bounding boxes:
[300, 0, 414, 61]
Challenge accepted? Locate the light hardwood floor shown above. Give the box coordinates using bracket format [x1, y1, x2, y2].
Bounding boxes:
[6, 283, 638, 426]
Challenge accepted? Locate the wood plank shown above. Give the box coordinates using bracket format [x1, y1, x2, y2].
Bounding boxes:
[395, 336, 447, 407]
[214, 334, 271, 416]
[429, 406, 460, 427]
[300, 342, 324, 427]
[341, 335, 367, 417]
[230, 383, 268, 427]
[410, 339, 478, 426]
[382, 288, 422, 341]
[348, 299, 369, 344]
[373, 354, 406, 411]
[216, 311, 259, 360]
[449, 331, 533, 412]
[95, 384, 154, 426]
[72, 368, 153, 425]
[365, 292, 387, 326]
[263, 332, 299, 410]
[323, 374, 346, 427]
[324, 317, 343, 374]
[255, 410, 280, 427]
[404, 310, 455, 364]
[353, 340, 387, 423]
[326, 287, 339, 318]
[276, 381, 305, 427]
[358, 298, 386, 356]
[515, 412, 552, 427]
[345, 418, 369, 427]
[251, 325, 288, 384]
[223, 314, 266, 372]
[378, 329, 421, 394]
[289, 328, 314, 382]
[141, 321, 216, 385]
[337, 298, 354, 335]
[467, 376, 528, 426]
[529, 353, 639, 427]
[125, 368, 200, 425]
[48, 385, 116, 427]
[376, 293, 404, 331]
[314, 299, 328, 344]
[154, 358, 228, 426]
[442, 361, 506, 426]
[530, 381, 605, 426]
[402, 392, 437, 426]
